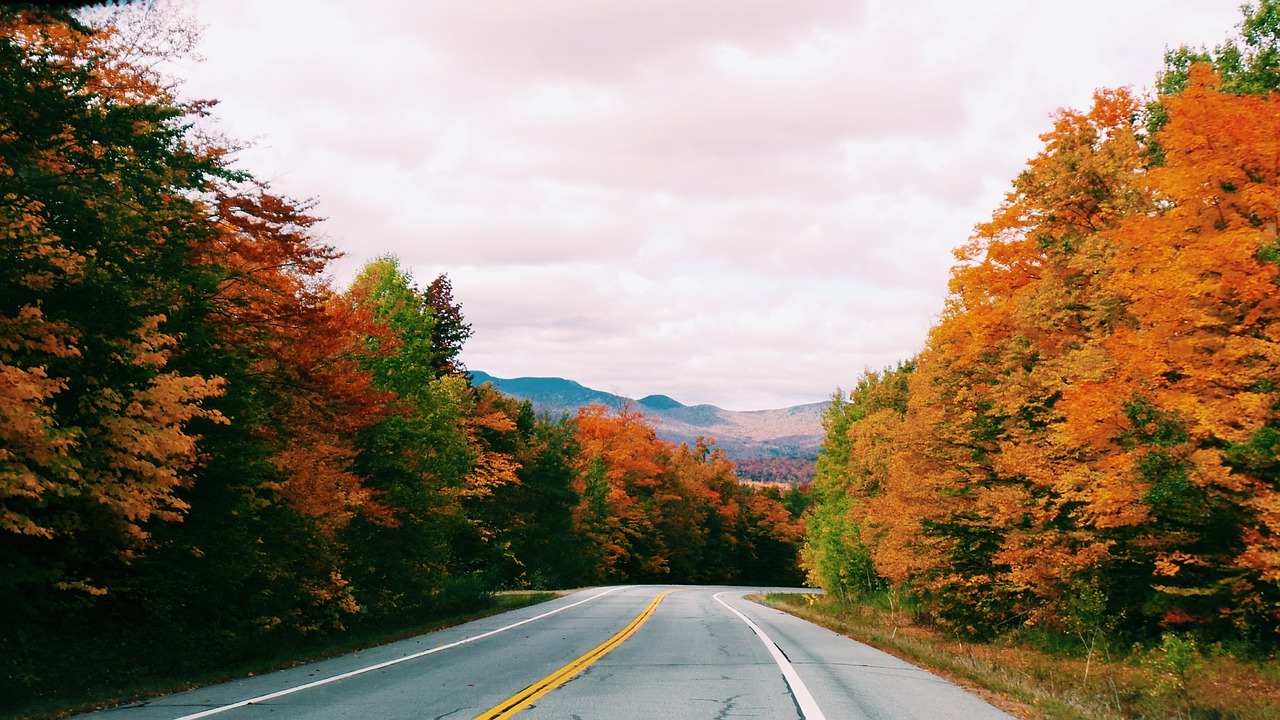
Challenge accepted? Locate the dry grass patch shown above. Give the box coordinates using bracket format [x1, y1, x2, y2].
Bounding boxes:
[760, 593, 1278, 720]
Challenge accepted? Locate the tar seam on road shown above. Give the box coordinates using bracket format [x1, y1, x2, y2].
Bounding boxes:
[166, 586, 628, 720]
[473, 589, 674, 720]
[713, 592, 827, 720]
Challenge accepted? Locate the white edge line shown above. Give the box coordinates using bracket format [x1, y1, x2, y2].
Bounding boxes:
[713, 592, 827, 720]
[170, 586, 627, 720]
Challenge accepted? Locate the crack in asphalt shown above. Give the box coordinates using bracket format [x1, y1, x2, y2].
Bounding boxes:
[713, 693, 745, 720]
[774, 643, 792, 662]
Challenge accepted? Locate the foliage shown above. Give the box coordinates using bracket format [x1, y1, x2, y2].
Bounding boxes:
[733, 456, 817, 485]
[0, 9, 810, 716]
[568, 404, 805, 586]
[803, 2, 1280, 652]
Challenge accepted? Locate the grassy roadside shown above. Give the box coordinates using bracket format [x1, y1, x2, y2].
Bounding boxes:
[759, 593, 1278, 720]
[16, 591, 559, 720]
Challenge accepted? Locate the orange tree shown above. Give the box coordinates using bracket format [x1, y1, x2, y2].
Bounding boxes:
[570, 404, 805, 585]
[806, 4, 1280, 648]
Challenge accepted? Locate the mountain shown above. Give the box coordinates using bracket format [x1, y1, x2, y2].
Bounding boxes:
[470, 371, 826, 465]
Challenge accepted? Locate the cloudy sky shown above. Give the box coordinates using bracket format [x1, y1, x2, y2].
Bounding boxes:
[154, 0, 1243, 410]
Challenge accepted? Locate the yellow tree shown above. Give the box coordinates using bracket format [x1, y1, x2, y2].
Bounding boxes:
[803, 368, 908, 600]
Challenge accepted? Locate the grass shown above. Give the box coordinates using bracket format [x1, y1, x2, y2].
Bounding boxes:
[760, 592, 1279, 720]
[15, 591, 559, 720]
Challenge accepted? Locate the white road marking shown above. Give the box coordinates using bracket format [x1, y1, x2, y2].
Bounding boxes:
[170, 586, 627, 720]
[714, 592, 828, 720]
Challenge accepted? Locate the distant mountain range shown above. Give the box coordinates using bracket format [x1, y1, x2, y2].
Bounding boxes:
[471, 371, 826, 464]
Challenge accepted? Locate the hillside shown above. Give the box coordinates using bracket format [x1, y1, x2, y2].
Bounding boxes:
[470, 372, 824, 467]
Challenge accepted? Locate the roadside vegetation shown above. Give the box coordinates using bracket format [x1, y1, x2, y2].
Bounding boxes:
[764, 593, 1279, 720]
[794, 5, 1280, 717]
[0, 7, 806, 719]
[799, 6, 1280, 714]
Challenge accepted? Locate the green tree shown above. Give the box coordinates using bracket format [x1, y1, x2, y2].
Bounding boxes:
[1159, 0, 1280, 97]
[343, 257, 475, 620]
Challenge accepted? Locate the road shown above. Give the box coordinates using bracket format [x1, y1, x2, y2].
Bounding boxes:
[79, 586, 1015, 720]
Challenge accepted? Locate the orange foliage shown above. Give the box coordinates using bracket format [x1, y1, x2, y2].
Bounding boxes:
[1, 11, 231, 545]
[813, 68, 1280, 640]
[0, 306, 79, 537]
[462, 384, 522, 501]
[196, 188, 393, 533]
[569, 405, 804, 584]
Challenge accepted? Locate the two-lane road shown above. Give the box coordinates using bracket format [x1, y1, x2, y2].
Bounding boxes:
[80, 586, 1014, 720]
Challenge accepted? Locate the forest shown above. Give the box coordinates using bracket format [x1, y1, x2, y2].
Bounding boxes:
[0, 7, 805, 712]
[803, 2, 1280, 654]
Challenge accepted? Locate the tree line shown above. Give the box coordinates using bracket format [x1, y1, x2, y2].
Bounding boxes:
[804, 2, 1280, 652]
[0, 8, 804, 711]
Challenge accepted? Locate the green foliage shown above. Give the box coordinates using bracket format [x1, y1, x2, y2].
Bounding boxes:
[1160, 1, 1280, 97]
[801, 369, 911, 601]
[1152, 0, 1280, 147]
[781, 483, 812, 518]
[1142, 632, 1204, 715]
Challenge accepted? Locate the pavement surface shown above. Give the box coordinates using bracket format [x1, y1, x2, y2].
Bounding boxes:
[77, 585, 1016, 720]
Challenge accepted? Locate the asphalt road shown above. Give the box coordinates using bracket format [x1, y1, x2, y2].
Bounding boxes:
[78, 586, 1015, 720]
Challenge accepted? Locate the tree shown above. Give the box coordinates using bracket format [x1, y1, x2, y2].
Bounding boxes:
[569, 404, 668, 580]
[1081, 66, 1280, 638]
[1158, 1, 1280, 98]
[910, 88, 1152, 636]
[342, 257, 474, 619]
[807, 45, 1280, 646]
[426, 274, 471, 376]
[0, 6, 230, 593]
[803, 388, 879, 600]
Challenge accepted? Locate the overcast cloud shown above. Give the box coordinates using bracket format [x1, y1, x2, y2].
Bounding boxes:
[162, 0, 1243, 410]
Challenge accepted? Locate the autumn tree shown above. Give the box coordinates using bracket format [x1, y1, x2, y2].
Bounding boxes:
[802, 367, 912, 600]
[341, 258, 478, 618]
[2, 7, 392, 705]
[1, 6, 813, 712]
[426, 274, 472, 376]
[806, 5, 1280, 647]
[569, 404, 805, 586]
[570, 404, 670, 580]
[0, 6, 230, 614]
[1074, 66, 1280, 640]
[902, 88, 1153, 637]
[1158, 0, 1280, 98]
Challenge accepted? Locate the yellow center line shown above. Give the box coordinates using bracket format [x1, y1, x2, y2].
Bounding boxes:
[473, 590, 673, 720]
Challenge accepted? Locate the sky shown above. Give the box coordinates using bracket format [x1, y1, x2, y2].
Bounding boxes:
[140, 0, 1244, 410]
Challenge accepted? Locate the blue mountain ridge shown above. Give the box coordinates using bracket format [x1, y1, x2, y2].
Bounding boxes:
[470, 371, 824, 462]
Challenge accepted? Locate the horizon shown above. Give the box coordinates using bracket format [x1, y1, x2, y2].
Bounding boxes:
[471, 370, 831, 412]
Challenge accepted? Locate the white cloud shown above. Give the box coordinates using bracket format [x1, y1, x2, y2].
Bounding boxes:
[165, 0, 1245, 409]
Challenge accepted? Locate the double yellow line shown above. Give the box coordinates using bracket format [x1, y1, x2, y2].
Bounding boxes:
[474, 590, 672, 720]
